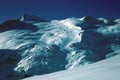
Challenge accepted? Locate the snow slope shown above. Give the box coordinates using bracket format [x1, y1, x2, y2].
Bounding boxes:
[24, 55, 120, 80]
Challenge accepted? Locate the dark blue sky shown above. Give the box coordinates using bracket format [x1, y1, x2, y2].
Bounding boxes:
[0, 0, 120, 23]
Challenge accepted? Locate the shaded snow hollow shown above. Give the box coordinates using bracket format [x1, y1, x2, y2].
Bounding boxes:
[0, 15, 120, 80]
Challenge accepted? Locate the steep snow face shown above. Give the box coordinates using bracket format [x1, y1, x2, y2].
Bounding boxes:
[0, 16, 120, 80]
[66, 50, 100, 69]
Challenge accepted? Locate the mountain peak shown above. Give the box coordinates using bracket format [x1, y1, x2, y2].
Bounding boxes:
[80, 16, 95, 21]
[20, 14, 46, 22]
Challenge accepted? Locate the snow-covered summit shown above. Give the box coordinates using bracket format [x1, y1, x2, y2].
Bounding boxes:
[20, 14, 46, 22]
[0, 16, 120, 80]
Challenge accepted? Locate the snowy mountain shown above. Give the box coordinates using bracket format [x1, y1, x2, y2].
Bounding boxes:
[0, 15, 120, 80]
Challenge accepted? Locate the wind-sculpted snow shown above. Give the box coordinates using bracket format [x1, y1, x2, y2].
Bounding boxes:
[0, 16, 120, 80]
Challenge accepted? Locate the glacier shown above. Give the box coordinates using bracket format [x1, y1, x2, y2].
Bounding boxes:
[0, 15, 120, 80]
